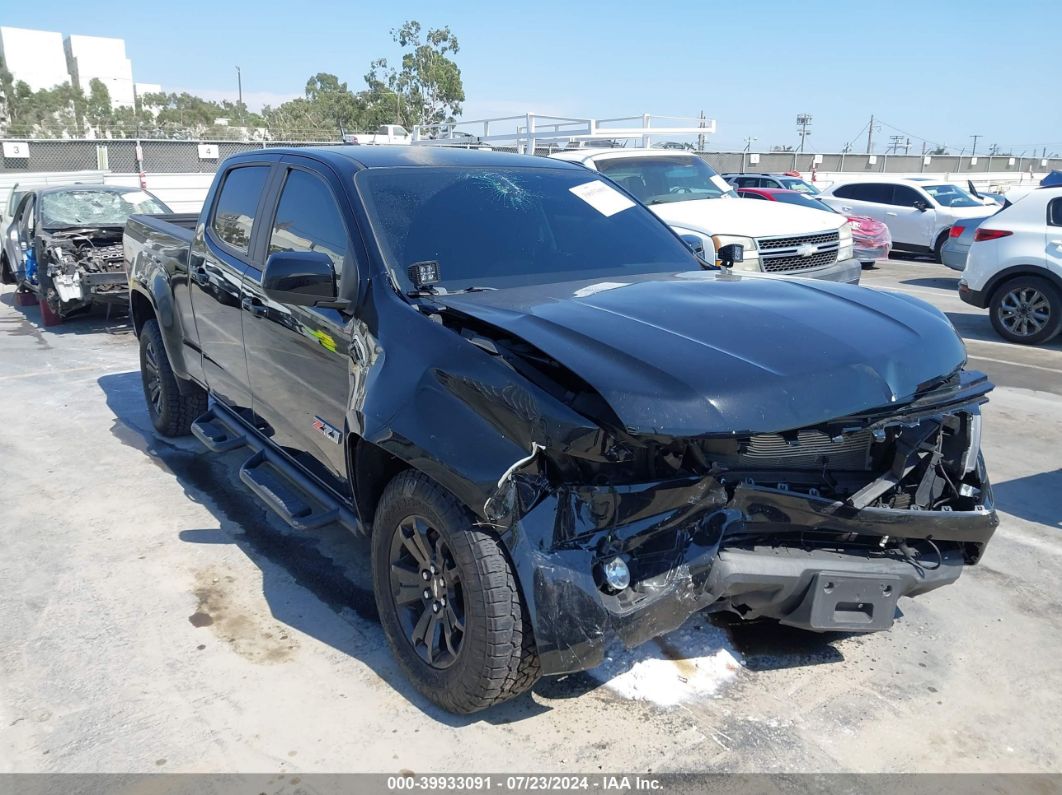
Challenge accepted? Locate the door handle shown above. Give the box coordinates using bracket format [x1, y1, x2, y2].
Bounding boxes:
[191, 266, 209, 287]
[841, 206, 852, 213]
[241, 296, 268, 318]
[885, 211, 898, 217]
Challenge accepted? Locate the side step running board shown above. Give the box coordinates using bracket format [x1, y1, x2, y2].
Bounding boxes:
[239, 450, 357, 533]
[189, 406, 360, 535]
[190, 408, 247, 452]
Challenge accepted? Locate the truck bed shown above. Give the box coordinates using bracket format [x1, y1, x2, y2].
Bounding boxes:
[124, 213, 198, 274]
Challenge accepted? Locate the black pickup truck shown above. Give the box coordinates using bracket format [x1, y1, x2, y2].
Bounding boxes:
[125, 146, 997, 713]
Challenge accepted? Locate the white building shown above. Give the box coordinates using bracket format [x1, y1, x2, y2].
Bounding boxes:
[0, 26, 70, 92]
[64, 34, 135, 107]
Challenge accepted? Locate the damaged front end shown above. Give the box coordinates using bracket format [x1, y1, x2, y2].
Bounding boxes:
[41, 228, 128, 314]
[486, 369, 997, 675]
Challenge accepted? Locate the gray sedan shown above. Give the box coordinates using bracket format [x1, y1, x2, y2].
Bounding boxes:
[941, 216, 993, 271]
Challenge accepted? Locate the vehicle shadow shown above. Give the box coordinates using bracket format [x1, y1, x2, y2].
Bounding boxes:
[0, 287, 133, 336]
[993, 469, 1062, 528]
[890, 251, 937, 264]
[901, 276, 961, 291]
[535, 613, 854, 703]
[95, 370, 551, 726]
[945, 310, 1062, 351]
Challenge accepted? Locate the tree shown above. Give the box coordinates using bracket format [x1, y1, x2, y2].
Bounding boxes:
[85, 79, 112, 134]
[366, 20, 464, 128]
[929, 146, 948, 156]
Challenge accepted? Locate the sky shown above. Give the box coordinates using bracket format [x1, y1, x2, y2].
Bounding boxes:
[5, 0, 1061, 154]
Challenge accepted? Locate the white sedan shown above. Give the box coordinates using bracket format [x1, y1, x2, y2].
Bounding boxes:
[959, 187, 1062, 345]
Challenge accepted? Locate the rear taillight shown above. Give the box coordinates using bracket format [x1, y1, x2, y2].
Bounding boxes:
[973, 228, 1013, 242]
[949, 225, 965, 238]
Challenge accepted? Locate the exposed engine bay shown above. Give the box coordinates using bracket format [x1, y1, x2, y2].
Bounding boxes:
[42, 227, 128, 315]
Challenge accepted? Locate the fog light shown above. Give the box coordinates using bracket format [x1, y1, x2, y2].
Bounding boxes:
[602, 557, 630, 592]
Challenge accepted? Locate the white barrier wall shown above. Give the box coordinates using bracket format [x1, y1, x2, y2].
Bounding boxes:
[0, 171, 213, 218]
[103, 172, 214, 214]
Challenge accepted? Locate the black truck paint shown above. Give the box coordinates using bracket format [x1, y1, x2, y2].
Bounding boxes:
[125, 146, 997, 712]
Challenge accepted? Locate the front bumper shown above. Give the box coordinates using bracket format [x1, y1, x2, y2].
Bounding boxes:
[776, 256, 862, 285]
[854, 244, 891, 264]
[504, 468, 997, 675]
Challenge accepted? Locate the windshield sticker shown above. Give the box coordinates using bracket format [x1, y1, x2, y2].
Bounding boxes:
[573, 282, 630, 298]
[710, 175, 732, 193]
[570, 181, 636, 217]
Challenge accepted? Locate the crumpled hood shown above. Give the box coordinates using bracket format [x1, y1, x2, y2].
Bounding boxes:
[434, 273, 966, 437]
[650, 197, 843, 238]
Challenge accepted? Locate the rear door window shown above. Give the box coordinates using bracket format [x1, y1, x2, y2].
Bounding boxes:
[833, 183, 892, 203]
[211, 166, 270, 254]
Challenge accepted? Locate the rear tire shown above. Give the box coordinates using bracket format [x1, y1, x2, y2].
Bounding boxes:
[139, 319, 208, 435]
[0, 254, 13, 285]
[989, 275, 1062, 345]
[372, 470, 540, 713]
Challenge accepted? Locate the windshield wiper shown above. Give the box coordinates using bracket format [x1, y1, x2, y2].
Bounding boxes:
[451, 285, 498, 293]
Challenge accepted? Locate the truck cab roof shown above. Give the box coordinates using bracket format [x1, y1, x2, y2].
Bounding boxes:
[227, 145, 579, 172]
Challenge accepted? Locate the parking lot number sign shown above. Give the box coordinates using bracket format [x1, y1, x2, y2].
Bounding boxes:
[2, 141, 30, 159]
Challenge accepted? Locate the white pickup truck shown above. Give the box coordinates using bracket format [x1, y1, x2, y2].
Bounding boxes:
[345, 124, 411, 145]
[550, 149, 860, 283]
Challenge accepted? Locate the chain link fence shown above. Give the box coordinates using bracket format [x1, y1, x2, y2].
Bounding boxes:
[0, 138, 342, 174]
[2, 138, 1059, 178]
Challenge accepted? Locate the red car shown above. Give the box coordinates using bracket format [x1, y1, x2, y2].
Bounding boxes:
[738, 186, 892, 268]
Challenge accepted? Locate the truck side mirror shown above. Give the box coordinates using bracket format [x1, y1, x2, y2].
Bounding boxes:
[262, 251, 339, 307]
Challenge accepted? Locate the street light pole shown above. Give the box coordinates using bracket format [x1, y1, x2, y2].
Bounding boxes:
[236, 66, 243, 126]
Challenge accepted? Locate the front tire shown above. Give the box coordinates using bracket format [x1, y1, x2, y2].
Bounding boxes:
[0, 254, 13, 285]
[372, 470, 540, 713]
[139, 319, 208, 435]
[989, 276, 1062, 345]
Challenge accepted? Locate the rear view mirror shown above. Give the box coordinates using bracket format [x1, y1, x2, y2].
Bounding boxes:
[262, 251, 338, 306]
[914, 200, 928, 212]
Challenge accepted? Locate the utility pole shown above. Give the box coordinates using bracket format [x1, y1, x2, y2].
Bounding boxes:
[866, 114, 875, 154]
[796, 113, 812, 153]
[236, 66, 243, 121]
[904, 137, 911, 155]
[970, 134, 982, 158]
[697, 110, 706, 152]
[888, 134, 904, 154]
[741, 136, 757, 174]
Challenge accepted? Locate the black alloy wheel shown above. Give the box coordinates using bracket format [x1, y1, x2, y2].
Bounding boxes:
[388, 514, 465, 669]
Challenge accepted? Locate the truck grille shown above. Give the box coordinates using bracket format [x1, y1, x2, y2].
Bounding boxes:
[738, 429, 872, 470]
[761, 249, 839, 273]
[757, 230, 840, 274]
[758, 231, 839, 251]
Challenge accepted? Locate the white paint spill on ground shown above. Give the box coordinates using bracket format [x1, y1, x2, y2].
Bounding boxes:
[589, 620, 743, 706]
